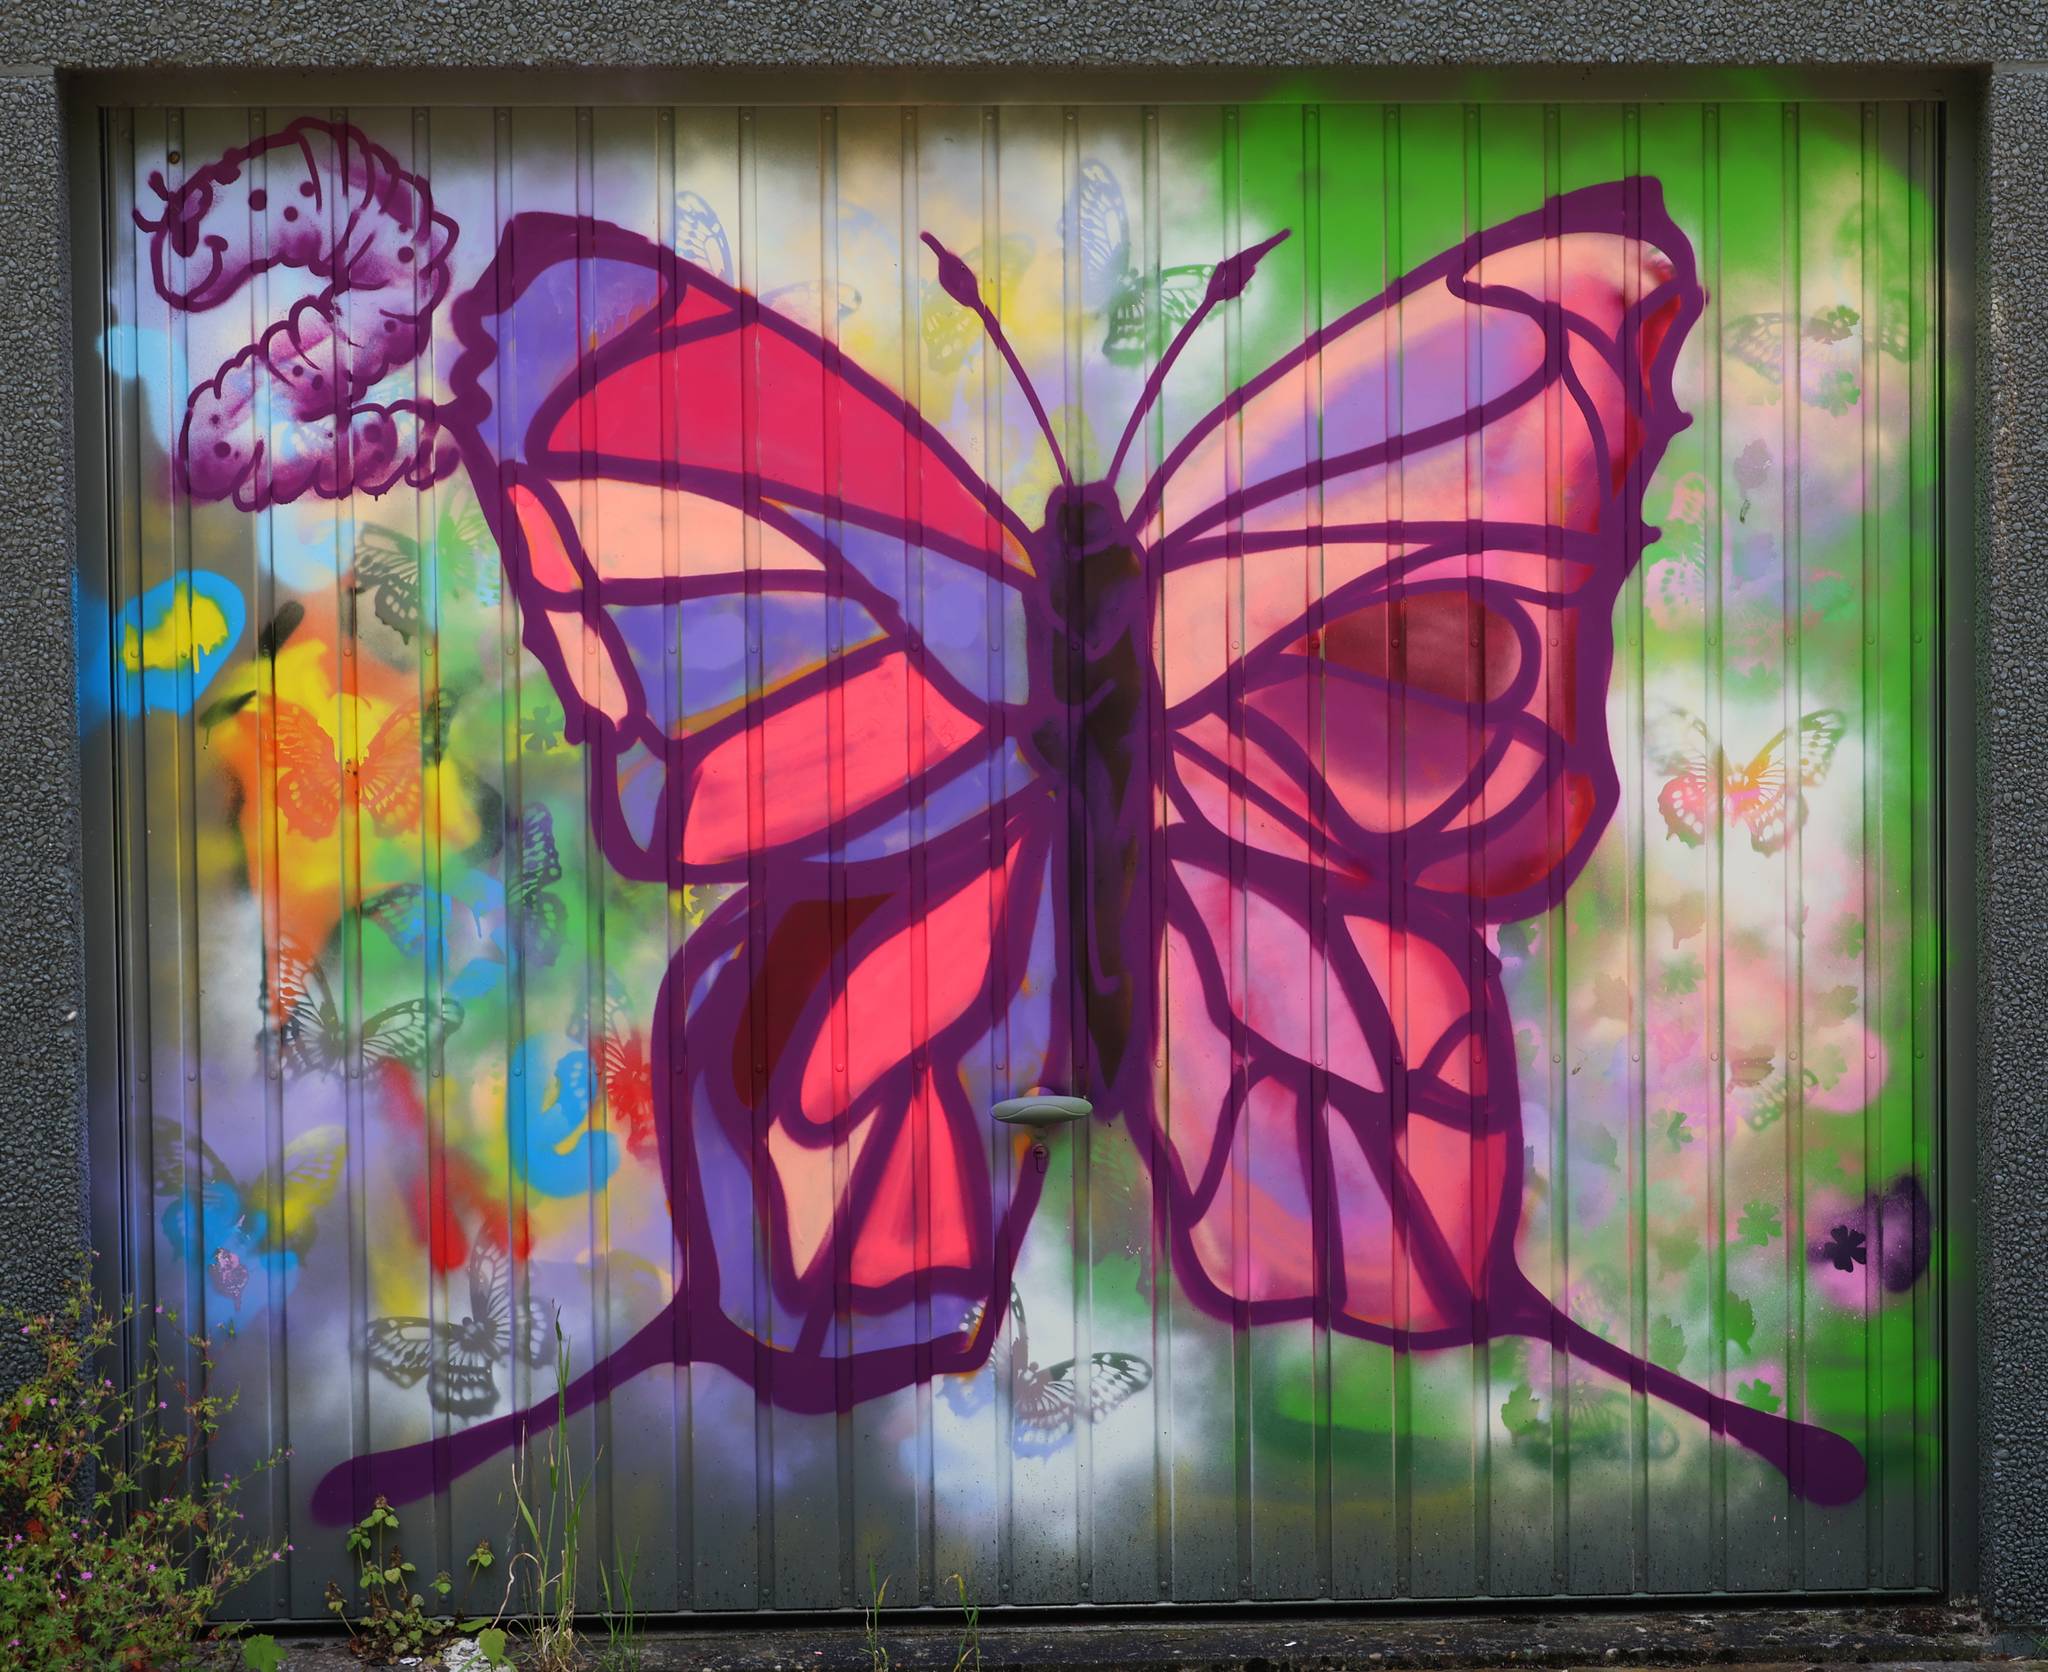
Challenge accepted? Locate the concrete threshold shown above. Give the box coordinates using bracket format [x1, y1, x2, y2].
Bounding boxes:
[251, 1603, 2048, 1671]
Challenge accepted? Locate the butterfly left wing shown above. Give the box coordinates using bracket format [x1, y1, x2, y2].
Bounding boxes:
[1656, 715, 1716, 848]
[1068, 158, 1131, 313]
[352, 524, 424, 643]
[364, 1315, 437, 1389]
[449, 212, 1045, 891]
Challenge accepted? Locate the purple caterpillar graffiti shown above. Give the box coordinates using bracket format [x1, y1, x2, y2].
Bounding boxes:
[138, 117, 458, 508]
[141, 119, 1869, 1521]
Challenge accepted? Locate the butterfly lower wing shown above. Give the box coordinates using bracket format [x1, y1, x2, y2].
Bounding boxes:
[669, 814, 1054, 1351]
[1151, 838, 1518, 1341]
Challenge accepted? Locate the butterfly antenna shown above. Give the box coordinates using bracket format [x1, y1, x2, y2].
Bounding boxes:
[921, 231, 1072, 489]
[1105, 228, 1291, 490]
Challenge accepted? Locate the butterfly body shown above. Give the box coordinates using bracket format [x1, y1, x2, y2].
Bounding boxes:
[1029, 481, 1156, 1092]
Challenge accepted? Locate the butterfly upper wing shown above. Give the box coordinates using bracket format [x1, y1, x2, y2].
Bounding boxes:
[359, 995, 465, 1069]
[449, 212, 1043, 890]
[673, 189, 735, 284]
[1146, 177, 1704, 924]
[1082, 1350, 1152, 1420]
[1723, 311, 1789, 384]
[1069, 158, 1132, 313]
[278, 1123, 347, 1249]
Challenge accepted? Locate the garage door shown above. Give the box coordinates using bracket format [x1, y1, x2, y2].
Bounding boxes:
[79, 91, 1948, 1615]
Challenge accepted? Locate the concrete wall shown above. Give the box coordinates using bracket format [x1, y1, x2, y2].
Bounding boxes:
[1975, 63, 2048, 1632]
[0, 2, 2041, 1624]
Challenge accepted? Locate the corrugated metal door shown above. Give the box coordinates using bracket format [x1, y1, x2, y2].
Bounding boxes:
[80, 92, 1947, 1615]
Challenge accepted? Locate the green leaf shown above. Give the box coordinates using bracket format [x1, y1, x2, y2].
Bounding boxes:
[1654, 1225, 1701, 1278]
[1813, 984, 1859, 1025]
[1574, 1125, 1620, 1172]
[1722, 1290, 1757, 1355]
[1500, 1383, 1546, 1439]
[1736, 1377, 1781, 1414]
[1736, 1201, 1781, 1248]
[1660, 952, 1703, 996]
[1649, 1315, 1687, 1370]
[1660, 1109, 1696, 1152]
[241, 1634, 284, 1672]
[479, 1626, 510, 1666]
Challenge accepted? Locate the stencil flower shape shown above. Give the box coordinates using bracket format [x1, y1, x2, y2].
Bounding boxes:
[1822, 1225, 1869, 1274]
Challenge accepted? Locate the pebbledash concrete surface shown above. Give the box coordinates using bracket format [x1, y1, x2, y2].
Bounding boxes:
[0, 1, 2042, 1634]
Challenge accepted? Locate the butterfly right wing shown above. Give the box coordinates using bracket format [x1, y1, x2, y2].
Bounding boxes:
[1738, 708, 1847, 856]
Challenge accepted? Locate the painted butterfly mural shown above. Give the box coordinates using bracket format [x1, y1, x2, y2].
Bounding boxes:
[1655, 708, 1848, 855]
[136, 116, 1871, 1523]
[153, 1117, 347, 1320]
[944, 1285, 1153, 1456]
